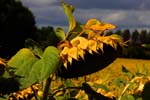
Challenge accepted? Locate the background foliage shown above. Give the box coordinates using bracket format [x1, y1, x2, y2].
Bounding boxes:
[107, 29, 150, 59]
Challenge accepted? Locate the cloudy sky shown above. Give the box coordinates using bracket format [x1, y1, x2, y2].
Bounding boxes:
[21, 0, 150, 31]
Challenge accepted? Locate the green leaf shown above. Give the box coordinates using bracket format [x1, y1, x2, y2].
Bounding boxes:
[136, 65, 148, 76]
[0, 96, 9, 100]
[136, 98, 142, 100]
[136, 65, 140, 75]
[93, 83, 109, 92]
[25, 46, 60, 88]
[55, 27, 66, 41]
[141, 44, 150, 48]
[143, 64, 148, 75]
[122, 94, 135, 100]
[7, 47, 60, 89]
[39, 46, 60, 81]
[122, 65, 134, 79]
[8, 48, 38, 68]
[61, 2, 76, 33]
[67, 22, 84, 40]
[64, 79, 75, 87]
[128, 82, 135, 91]
[7, 48, 38, 89]
[114, 77, 127, 87]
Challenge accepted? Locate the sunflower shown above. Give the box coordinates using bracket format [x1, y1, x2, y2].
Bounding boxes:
[56, 18, 126, 78]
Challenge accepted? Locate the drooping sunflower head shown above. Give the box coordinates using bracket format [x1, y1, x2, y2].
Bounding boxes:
[58, 18, 126, 69]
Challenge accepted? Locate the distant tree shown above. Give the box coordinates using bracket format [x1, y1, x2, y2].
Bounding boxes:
[105, 31, 113, 36]
[114, 30, 122, 36]
[122, 29, 131, 43]
[33, 26, 59, 50]
[147, 31, 150, 44]
[131, 30, 139, 45]
[139, 30, 147, 44]
[0, 0, 36, 58]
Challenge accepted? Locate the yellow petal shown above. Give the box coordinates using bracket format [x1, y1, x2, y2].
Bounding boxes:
[87, 31, 97, 39]
[88, 40, 98, 53]
[85, 18, 116, 32]
[97, 42, 104, 53]
[60, 57, 68, 68]
[68, 56, 73, 65]
[78, 49, 85, 60]
[97, 36, 118, 50]
[60, 55, 68, 68]
[109, 40, 115, 48]
[101, 23, 116, 30]
[91, 24, 115, 31]
[85, 18, 101, 28]
[57, 40, 70, 51]
[110, 34, 126, 47]
[97, 36, 110, 44]
[64, 61, 68, 68]
[70, 38, 80, 47]
[88, 50, 93, 54]
[68, 47, 78, 60]
[61, 47, 69, 55]
[71, 36, 88, 49]
[0, 59, 6, 65]
[78, 39, 88, 50]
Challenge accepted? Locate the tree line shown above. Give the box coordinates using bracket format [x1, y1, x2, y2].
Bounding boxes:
[107, 29, 150, 59]
[0, 0, 150, 59]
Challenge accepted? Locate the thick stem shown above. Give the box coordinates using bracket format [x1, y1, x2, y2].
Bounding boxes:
[42, 77, 52, 100]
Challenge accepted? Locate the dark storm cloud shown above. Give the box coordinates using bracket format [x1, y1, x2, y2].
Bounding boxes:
[64, 0, 150, 10]
[21, 0, 68, 27]
[21, 0, 150, 30]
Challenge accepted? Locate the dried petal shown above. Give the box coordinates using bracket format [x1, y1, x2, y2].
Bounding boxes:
[87, 31, 98, 39]
[109, 40, 118, 50]
[61, 47, 69, 55]
[68, 47, 78, 60]
[85, 18, 101, 28]
[85, 18, 116, 32]
[68, 56, 73, 65]
[64, 61, 68, 68]
[70, 38, 80, 47]
[108, 40, 116, 49]
[60, 55, 68, 68]
[78, 48, 85, 60]
[97, 36, 111, 44]
[97, 42, 104, 53]
[78, 40, 88, 50]
[110, 34, 126, 47]
[88, 40, 98, 53]
[71, 36, 88, 49]
[88, 50, 93, 54]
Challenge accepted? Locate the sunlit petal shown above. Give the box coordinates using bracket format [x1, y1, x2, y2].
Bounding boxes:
[68, 47, 78, 60]
[88, 40, 98, 53]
